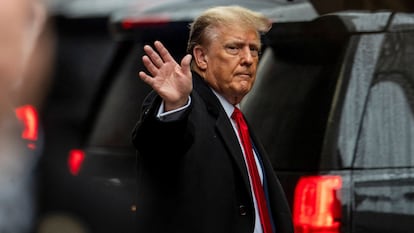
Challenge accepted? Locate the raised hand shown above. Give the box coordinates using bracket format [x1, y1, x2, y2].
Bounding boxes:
[139, 41, 193, 112]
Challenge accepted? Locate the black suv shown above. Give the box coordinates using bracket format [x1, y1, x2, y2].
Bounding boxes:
[40, 1, 414, 233]
[243, 11, 414, 233]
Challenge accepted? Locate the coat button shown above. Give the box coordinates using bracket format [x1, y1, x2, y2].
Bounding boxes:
[239, 205, 247, 216]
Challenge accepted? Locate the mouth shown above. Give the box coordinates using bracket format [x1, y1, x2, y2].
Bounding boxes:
[236, 72, 252, 79]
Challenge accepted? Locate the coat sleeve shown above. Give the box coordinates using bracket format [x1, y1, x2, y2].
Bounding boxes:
[131, 91, 195, 160]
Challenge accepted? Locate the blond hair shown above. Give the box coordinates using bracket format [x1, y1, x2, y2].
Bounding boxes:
[186, 5, 271, 54]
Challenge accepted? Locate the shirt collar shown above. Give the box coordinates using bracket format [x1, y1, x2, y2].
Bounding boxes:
[210, 88, 239, 118]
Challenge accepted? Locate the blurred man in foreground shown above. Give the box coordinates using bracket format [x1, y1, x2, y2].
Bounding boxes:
[0, 0, 51, 231]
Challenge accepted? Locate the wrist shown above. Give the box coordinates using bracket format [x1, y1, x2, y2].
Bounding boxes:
[164, 97, 190, 112]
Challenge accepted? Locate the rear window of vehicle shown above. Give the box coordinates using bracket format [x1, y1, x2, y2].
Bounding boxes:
[353, 32, 414, 169]
[243, 20, 348, 171]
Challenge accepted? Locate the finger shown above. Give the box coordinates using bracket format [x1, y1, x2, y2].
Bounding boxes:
[138, 71, 155, 87]
[154, 41, 175, 63]
[142, 55, 159, 77]
[181, 54, 192, 75]
[143, 44, 164, 68]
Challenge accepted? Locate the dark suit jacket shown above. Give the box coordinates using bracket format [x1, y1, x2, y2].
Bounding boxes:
[132, 71, 293, 233]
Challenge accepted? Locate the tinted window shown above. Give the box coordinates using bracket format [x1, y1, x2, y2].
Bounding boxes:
[243, 20, 348, 171]
[88, 45, 151, 147]
[337, 34, 385, 168]
[354, 32, 414, 168]
[87, 32, 189, 148]
[42, 17, 116, 145]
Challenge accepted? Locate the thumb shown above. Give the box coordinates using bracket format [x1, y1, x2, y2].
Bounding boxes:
[181, 54, 192, 74]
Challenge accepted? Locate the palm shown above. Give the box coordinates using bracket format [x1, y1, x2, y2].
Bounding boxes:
[139, 41, 193, 111]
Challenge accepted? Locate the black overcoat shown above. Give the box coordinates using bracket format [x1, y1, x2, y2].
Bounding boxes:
[132, 71, 293, 233]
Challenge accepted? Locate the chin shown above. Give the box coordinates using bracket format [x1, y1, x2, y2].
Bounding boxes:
[240, 84, 252, 94]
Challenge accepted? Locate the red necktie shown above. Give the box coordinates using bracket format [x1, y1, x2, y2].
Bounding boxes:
[231, 107, 273, 233]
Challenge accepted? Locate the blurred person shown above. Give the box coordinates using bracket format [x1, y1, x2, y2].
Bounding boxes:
[132, 5, 293, 233]
[0, 0, 52, 232]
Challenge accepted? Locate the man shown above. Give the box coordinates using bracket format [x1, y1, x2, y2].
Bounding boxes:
[0, 0, 50, 232]
[132, 5, 293, 233]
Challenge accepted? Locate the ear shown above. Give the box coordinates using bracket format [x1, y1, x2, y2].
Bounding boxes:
[193, 45, 208, 70]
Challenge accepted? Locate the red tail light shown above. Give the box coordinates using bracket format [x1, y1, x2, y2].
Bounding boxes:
[293, 175, 342, 233]
[15, 105, 38, 150]
[68, 149, 85, 176]
[121, 16, 169, 29]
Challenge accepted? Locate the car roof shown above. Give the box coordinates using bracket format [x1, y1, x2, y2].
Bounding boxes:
[47, 0, 132, 18]
[110, 0, 319, 24]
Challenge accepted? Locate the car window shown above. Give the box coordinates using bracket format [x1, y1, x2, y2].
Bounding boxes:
[337, 34, 385, 168]
[87, 29, 189, 148]
[242, 19, 350, 171]
[88, 44, 152, 147]
[355, 79, 414, 168]
[42, 17, 117, 147]
[354, 32, 414, 168]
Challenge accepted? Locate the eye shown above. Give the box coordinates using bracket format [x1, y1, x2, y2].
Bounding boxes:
[225, 45, 240, 55]
[250, 47, 260, 57]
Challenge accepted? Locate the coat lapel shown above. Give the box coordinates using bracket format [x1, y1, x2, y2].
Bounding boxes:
[193, 72, 252, 194]
[215, 113, 252, 193]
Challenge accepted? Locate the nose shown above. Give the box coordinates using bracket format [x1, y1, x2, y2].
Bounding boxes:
[240, 47, 254, 66]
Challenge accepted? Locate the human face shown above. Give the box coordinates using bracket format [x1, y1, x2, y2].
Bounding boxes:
[200, 25, 261, 105]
